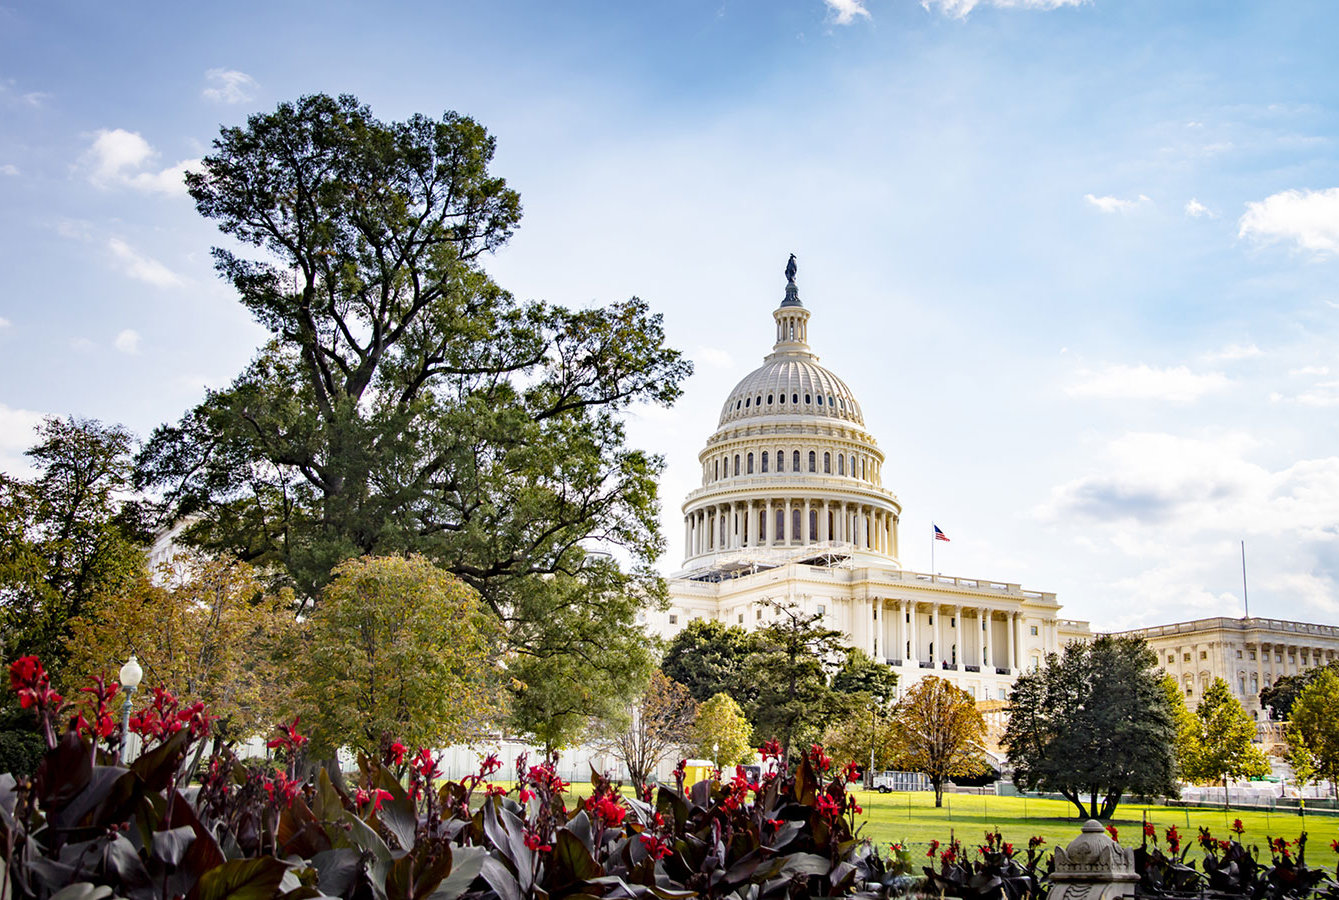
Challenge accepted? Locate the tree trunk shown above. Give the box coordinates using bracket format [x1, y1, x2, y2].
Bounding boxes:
[933, 778, 944, 808]
[1224, 775, 1231, 810]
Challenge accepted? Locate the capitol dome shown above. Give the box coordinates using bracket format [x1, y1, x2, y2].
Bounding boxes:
[679, 261, 901, 576]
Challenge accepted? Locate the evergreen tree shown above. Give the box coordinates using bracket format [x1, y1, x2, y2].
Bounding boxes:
[1003, 635, 1177, 819]
[660, 620, 756, 705]
[742, 601, 848, 754]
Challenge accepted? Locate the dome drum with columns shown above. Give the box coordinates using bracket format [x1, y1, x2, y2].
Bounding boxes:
[657, 259, 1091, 709]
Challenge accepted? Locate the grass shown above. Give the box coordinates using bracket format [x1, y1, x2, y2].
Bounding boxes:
[849, 790, 1339, 860]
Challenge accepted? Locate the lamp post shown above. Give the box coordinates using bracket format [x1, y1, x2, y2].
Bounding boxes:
[118, 655, 143, 764]
[713, 742, 720, 774]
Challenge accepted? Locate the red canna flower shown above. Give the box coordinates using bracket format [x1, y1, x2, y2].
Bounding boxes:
[390, 741, 407, 765]
[266, 716, 308, 755]
[1106, 825, 1119, 843]
[478, 752, 502, 778]
[640, 834, 673, 860]
[1166, 826, 1181, 854]
[518, 787, 535, 803]
[523, 829, 551, 852]
[814, 793, 841, 821]
[412, 747, 441, 781]
[1231, 819, 1245, 836]
[928, 840, 941, 857]
[759, 739, 782, 761]
[808, 744, 832, 772]
[842, 760, 862, 783]
[1144, 822, 1156, 839]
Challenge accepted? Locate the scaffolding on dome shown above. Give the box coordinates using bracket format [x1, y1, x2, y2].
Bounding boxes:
[681, 544, 856, 583]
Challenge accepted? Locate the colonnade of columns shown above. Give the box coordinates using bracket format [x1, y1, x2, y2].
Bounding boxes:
[864, 600, 1026, 674]
[684, 499, 898, 557]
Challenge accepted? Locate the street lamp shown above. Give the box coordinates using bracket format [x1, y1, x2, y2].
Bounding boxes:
[118, 655, 143, 764]
[713, 742, 720, 773]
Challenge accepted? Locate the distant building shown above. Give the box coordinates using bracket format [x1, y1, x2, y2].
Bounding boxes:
[1107, 616, 1339, 718]
[649, 264, 1091, 700]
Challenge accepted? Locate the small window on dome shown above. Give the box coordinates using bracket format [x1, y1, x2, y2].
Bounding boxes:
[805, 393, 812, 403]
[793, 449, 800, 470]
[808, 451, 816, 472]
[776, 450, 785, 472]
[828, 395, 835, 407]
[761, 453, 769, 473]
[778, 393, 785, 404]
[816, 396, 823, 406]
[745, 398, 750, 407]
[756, 395, 762, 406]
[838, 456, 845, 476]
[767, 394, 773, 405]
[736, 400, 741, 409]
[747, 453, 754, 474]
[824, 452, 831, 473]
[792, 393, 798, 404]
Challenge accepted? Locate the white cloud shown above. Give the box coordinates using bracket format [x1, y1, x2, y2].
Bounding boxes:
[1084, 193, 1152, 213]
[107, 237, 183, 288]
[1275, 572, 1339, 615]
[1290, 365, 1330, 376]
[1039, 431, 1339, 541]
[1239, 187, 1339, 255]
[70, 337, 94, 353]
[922, 0, 1086, 19]
[0, 163, 17, 176]
[80, 128, 199, 196]
[0, 403, 45, 477]
[1202, 343, 1261, 362]
[114, 328, 141, 354]
[0, 317, 9, 330]
[21, 91, 50, 108]
[202, 68, 258, 104]
[1294, 380, 1339, 407]
[696, 346, 735, 369]
[1184, 198, 1212, 218]
[824, 0, 870, 24]
[1066, 364, 1231, 403]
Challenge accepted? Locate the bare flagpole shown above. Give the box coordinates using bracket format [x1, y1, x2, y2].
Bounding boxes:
[1241, 540, 1250, 619]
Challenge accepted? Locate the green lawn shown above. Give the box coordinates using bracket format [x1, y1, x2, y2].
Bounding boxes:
[849, 790, 1339, 860]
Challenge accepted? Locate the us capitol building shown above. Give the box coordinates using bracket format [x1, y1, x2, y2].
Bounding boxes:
[645, 261, 1092, 701]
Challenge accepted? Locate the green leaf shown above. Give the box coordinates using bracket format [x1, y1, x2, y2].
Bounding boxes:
[341, 809, 392, 863]
[554, 827, 603, 885]
[427, 846, 486, 900]
[187, 857, 290, 900]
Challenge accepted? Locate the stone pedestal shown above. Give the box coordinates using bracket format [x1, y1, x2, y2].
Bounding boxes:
[1050, 820, 1140, 900]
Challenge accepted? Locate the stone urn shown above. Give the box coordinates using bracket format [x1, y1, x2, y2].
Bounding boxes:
[1050, 820, 1140, 900]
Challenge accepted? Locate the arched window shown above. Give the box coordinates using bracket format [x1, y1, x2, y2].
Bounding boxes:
[838, 455, 845, 475]
[809, 510, 818, 540]
[789, 323, 795, 340]
[792, 450, 801, 471]
[757, 396, 762, 407]
[824, 452, 831, 473]
[792, 509, 801, 540]
[714, 460, 719, 480]
[761, 452, 769, 473]
[861, 458, 866, 479]
[745, 397, 750, 407]
[850, 455, 857, 477]
[736, 400, 741, 409]
[759, 510, 767, 542]
[776, 450, 785, 472]
[747, 452, 754, 474]
[733, 455, 740, 476]
[775, 509, 784, 540]
[808, 450, 816, 472]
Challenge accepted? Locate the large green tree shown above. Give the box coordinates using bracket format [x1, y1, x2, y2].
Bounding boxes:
[1285, 670, 1339, 798]
[1003, 635, 1177, 820]
[660, 620, 757, 705]
[1260, 661, 1339, 720]
[742, 602, 848, 754]
[135, 94, 689, 703]
[288, 554, 501, 756]
[1184, 677, 1269, 807]
[0, 417, 148, 667]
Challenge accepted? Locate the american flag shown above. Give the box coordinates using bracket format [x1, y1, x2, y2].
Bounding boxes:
[933, 524, 950, 542]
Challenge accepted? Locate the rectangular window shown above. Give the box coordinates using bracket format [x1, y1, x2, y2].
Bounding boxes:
[668, 614, 678, 625]
[738, 613, 744, 624]
[906, 613, 910, 623]
[998, 688, 1006, 700]
[951, 617, 956, 627]
[1184, 653, 1191, 661]
[1200, 651, 1207, 659]
[1030, 625, 1038, 636]
[1237, 650, 1243, 658]
[1250, 651, 1256, 660]
[817, 604, 826, 615]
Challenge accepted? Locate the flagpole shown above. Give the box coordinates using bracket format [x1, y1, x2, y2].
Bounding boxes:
[931, 522, 935, 578]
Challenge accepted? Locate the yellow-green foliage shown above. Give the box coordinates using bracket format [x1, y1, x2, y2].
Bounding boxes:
[1285, 669, 1339, 789]
[691, 692, 753, 765]
[289, 554, 501, 756]
[64, 556, 297, 738]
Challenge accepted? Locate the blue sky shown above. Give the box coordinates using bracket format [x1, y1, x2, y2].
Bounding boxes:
[3, 0, 1339, 630]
